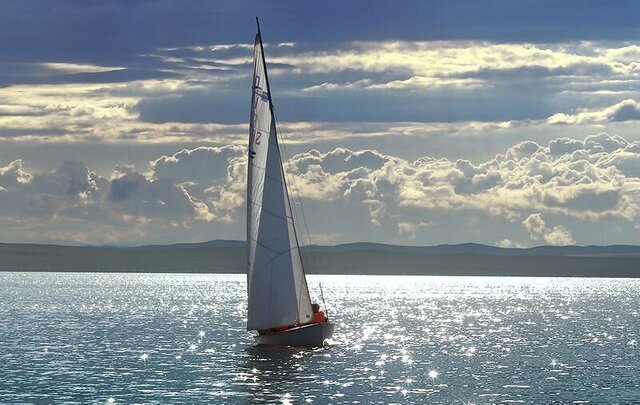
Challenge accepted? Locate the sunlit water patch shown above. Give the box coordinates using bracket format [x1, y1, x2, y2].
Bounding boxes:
[1, 273, 639, 403]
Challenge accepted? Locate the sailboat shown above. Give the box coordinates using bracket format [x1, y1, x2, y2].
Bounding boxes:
[246, 19, 335, 347]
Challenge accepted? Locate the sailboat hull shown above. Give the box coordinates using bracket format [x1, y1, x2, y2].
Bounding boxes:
[254, 322, 335, 347]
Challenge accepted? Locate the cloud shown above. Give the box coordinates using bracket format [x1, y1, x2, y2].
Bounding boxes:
[0, 159, 103, 218]
[523, 213, 546, 240]
[127, 41, 640, 125]
[397, 221, 432, 240]
[0, 159, 32, 186]
[150, 145, 244, 184]
[610, 100, 640, 122]
[543, 225, 575, 246]
[495, 238, 525, 248]
[2, 133, 640, 245]
[41, 62, 126, 74]
[269, 41, 607, 77]
[107, 170, 213, 221]
[2, 0, 640, 71]
[547, 99, 640, 125]
[282, 133, 640, 237]
[0, 153, 239, 233]
[149, 145, 246, 221]
[522, 213, 575, 246]
[2, 2, 640, 246]
[4, 39, 640, 144]
[302, 76, 483, 92]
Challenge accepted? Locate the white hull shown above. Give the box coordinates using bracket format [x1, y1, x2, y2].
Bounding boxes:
[254, 322, 335, 347]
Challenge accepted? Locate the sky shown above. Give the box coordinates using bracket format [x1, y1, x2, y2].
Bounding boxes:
[1, 0, 640, 246]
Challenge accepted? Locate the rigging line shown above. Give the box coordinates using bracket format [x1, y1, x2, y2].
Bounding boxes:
[271, 111, 313, 247]
[273, 124, 313, 318]
[273, 108, 317, 269]
[319, 282, 328, 320]
[249, 237, 299, 259]
[272, 106, 323, 303]
[263, 173, 286, 186]
[252, 242, 310, 327]
[249, 162, 292, 186]
[247, 200, 294, 225]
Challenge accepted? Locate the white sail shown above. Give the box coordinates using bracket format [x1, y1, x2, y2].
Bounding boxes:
[246, 32, 313, 331]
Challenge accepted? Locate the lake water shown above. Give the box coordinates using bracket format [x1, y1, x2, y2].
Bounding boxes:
[1, 272, 639, 404]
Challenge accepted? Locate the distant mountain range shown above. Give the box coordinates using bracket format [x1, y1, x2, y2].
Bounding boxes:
[2, 240, 640, 277]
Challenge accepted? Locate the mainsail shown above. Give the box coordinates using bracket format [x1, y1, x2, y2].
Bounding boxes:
[246, 28, 313, 331]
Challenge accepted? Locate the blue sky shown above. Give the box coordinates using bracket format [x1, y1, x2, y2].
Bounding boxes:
[1, 0, 640, 246]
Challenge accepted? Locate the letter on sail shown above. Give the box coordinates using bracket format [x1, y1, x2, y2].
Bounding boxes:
[246, 32, 313, 331]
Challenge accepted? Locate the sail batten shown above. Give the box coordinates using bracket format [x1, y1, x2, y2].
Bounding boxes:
[246, 32, 313, 331]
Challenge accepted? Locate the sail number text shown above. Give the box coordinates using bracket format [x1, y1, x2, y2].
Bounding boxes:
[249, 74, 269, 159]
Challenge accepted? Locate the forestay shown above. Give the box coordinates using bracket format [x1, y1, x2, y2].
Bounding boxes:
[246, 32, 313, 331]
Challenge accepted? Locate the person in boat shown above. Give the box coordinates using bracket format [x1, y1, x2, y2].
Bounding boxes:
[312, 303, 328, 324]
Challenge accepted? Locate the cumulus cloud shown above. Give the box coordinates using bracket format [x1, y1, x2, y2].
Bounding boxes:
[495, 239, 525, 248]
[522, 213, 575, 246]
[543, 225, 575, 246]
[397, 221, 432, 240]
[107, 170, 212, 221]
[281, 133, 640, 244]
[151, 146, 243, 181]
[149, 145, 247, 221]
[2, 133, 640, 244]
[0, 159, 102, 219]
[0, 159, 32, 187]
[0, 149, 247, 240]
[523, 213, 547, 240]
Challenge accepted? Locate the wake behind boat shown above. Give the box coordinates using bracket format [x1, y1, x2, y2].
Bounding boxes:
[245, 18, 335, 347]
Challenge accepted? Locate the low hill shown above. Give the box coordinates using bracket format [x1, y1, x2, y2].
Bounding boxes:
[1, 241, 640, 277]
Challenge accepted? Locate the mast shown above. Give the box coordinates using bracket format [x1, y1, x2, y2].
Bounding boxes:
[256, 18, 272, 115]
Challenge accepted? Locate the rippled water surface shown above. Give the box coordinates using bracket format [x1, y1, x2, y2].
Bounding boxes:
[1, 273, 640, 404]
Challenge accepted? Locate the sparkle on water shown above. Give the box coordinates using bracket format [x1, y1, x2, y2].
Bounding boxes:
[1, 272, 640, 403]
